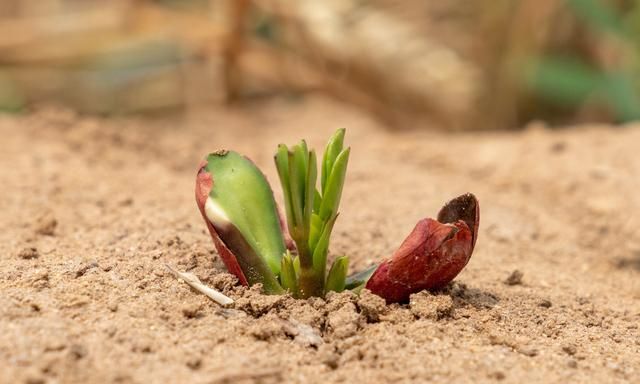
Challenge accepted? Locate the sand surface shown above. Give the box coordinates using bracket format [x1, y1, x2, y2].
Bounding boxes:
[1, 98, 639, 383]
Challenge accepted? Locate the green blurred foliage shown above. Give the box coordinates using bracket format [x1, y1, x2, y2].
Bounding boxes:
[528, 0, 640, 121]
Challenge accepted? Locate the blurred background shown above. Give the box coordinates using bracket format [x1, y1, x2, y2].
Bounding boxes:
[1, 0, 639, 130]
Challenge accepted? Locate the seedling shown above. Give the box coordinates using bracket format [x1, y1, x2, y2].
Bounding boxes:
[274, 129, 350, 298]
[196, 129, 479, 303]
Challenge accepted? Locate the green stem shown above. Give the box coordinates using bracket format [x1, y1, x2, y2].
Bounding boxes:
[297, 267, 323, 298]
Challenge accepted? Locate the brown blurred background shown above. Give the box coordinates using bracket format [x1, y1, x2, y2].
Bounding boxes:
[0, 0, 638, 130]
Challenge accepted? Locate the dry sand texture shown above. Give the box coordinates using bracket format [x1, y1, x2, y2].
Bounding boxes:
[1, 98, 639, 383]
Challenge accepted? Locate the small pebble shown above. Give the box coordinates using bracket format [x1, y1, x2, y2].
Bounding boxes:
[186, 357, 202, 370]
[518, 347, 538, 357]
[549, 141, 567, 153]
[18, 247, 39, 260]
[69, 344, 87, 360]
[107, 301, 119, 312]
[504, 270, 523, 286]
[181, 303, 204, 319]
[75, 260, 99, 278]
[539, 299, 552, 308]
[35, 215, 57, 236]
[562, 344, 577, 356]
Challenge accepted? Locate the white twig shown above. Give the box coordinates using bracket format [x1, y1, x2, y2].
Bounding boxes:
[165, 264, 234, 306]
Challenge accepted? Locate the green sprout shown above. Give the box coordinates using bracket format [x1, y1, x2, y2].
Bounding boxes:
[274, 129, 350, 298]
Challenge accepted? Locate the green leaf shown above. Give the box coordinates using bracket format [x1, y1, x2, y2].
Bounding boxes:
[204, 150, 286, 293]
[275, 144, 294, 229]
[344, 264, 378, 292]
[288, 148, 305, 239]
[293, 143, 308, 194]
[318, 147, 350, 222]
[280, 251, 298, 296]
[321, 128, 346, 193]
[299, 140, 309, 174]
[308, 213, 323, 254]
[312, 214, 338, 276]
[304, 150, 317, 231]
[313, 189, 322, 214]
[325, 256, 349, 293]
[293, 254, 300, 277]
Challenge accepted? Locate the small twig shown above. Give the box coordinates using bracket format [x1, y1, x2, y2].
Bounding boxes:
[165, 263, 233, 306]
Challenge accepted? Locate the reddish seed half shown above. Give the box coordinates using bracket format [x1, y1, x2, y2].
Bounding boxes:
[366, 194, 479, 303]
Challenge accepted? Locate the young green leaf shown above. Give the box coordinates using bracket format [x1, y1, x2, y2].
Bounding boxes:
[308, 213, 323, 253]
[288, 148, 306, 241]
[275, 144, 294, 228]
[313, 189, 322, 214]
[318, 147, 350, 222]
[312, 214, 339, 275]
[299, 140, 309, 176]
[293, 143, 308, 194]
[344, 264, 378, 292]
[293, 254, 300, 277]
[325, 256, 349, 293]
[280, 251, 298, 296]
[321, 128, 346, 192]
[304, 150, 317, 231]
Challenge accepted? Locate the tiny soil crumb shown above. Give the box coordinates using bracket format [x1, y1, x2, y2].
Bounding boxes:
[356, 289, 388, 322]
[504, 269, 524, 285]
[17, 246, 39, 259]
[539, 299, 552, 308]
[409, 291, 454, 319]
[34, 214, 57, 236]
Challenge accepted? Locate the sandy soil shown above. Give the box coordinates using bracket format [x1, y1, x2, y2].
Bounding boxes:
[1, 98, 639, 384]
